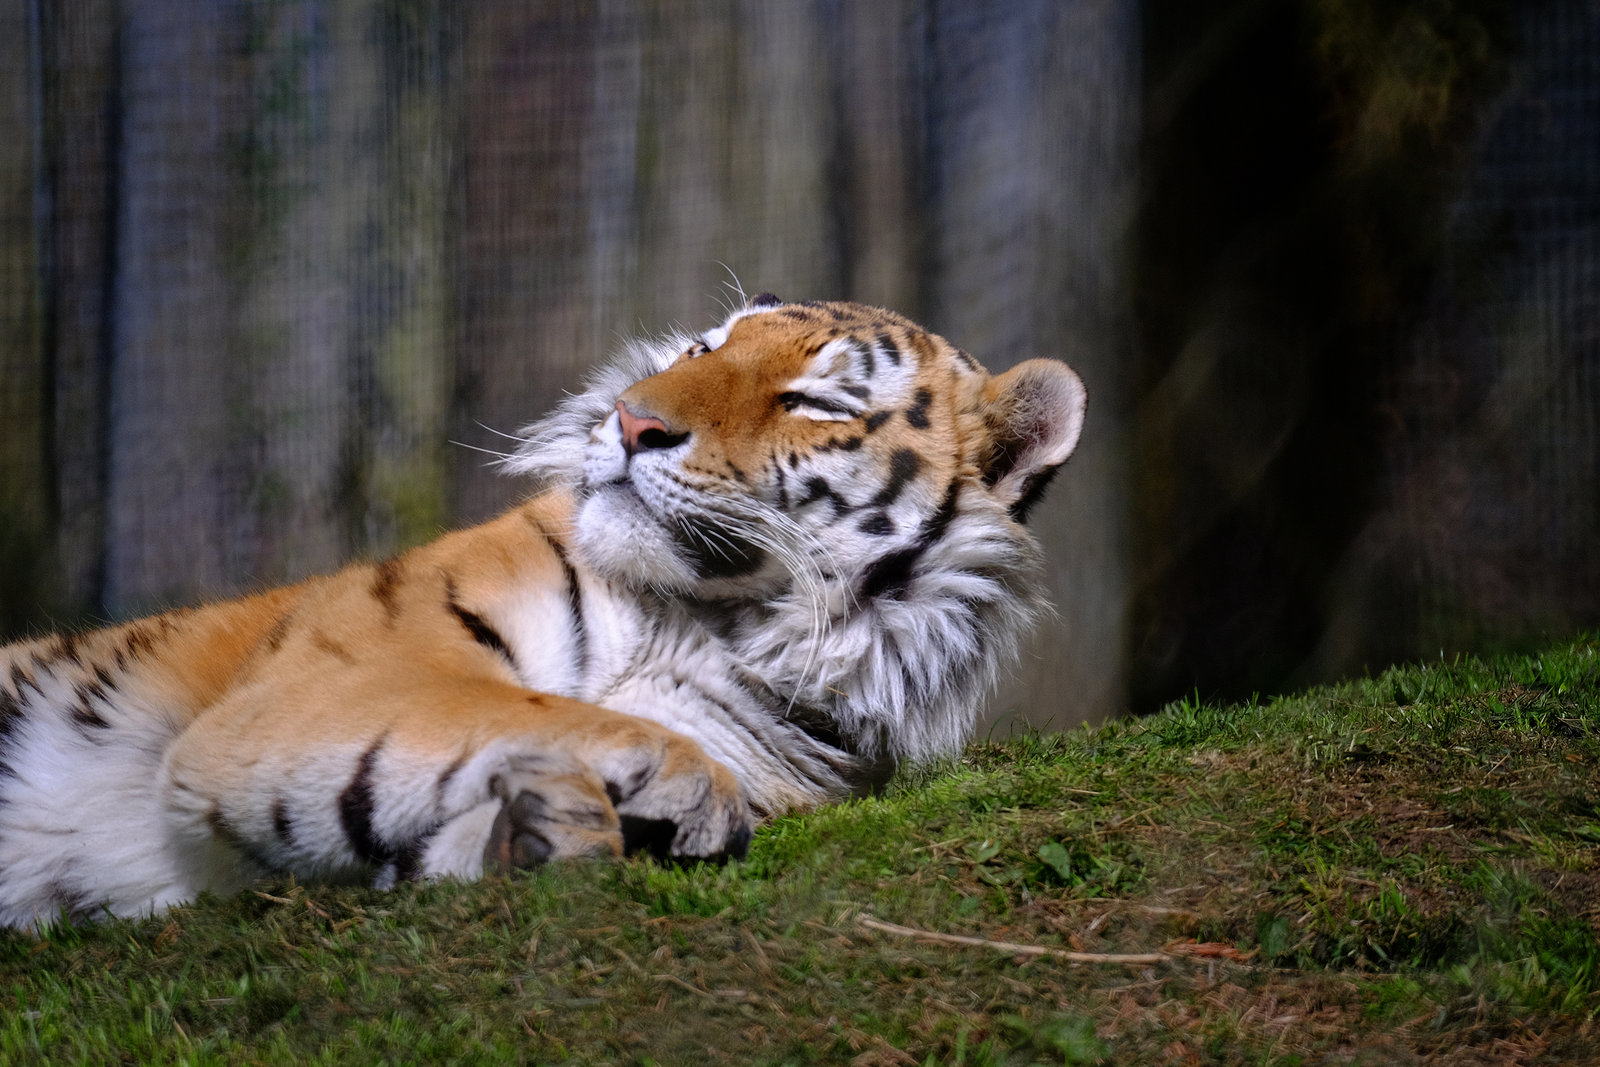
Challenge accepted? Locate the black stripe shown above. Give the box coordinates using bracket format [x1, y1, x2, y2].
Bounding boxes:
[906, 331, 938, 362]
[858, 512, 895, 536]
[604, 749, 662, 806]
[339, 738, 393, 864]
[207, 808, 280, 872]
[42, 633, 83, 668]
[779, 391, 856, 416]
[920, 477, 963, 543]
[1010, 465, 1062, 524]
[372, 558, 404, 622]
[859, 479, 962, 600]
[904, 388, 933, 430]
[116, 624, 156, 665]
[730, 669, 843, 752]
[875, 332, 902, 366]
[817, 435, 863, 453]
[435, 750, 468, 808]
[869, 449, 923, 508]
[0, 686, 23, 778]
[446, 579, 518, 674]
[262, 612, 294, 654]
[272, 796, 294, 847]
[9, 662, 38, 699]
[0, 686, 21, 738]
[311, 631, 357, 664]
[797, 476, 852, 518]
[863, 410, 892, 433]
[70, 682, 111, 733]
[393, 834, 432, 882]
[729, 670, 887, 792]
[547, 535, 590, 681]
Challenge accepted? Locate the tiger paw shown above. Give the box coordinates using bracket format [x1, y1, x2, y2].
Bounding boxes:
[482, 769, 624, 874]
[588, 732, 753, 863]
[410, 765, 622, 880]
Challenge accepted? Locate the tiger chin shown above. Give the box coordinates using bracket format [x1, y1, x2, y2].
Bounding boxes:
[0, 295, 1085, 930]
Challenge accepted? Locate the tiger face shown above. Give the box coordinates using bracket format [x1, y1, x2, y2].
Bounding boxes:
[573, 297, 1086, 599]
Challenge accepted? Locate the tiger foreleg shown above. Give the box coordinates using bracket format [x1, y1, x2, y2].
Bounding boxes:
[162, 674, 752, 895]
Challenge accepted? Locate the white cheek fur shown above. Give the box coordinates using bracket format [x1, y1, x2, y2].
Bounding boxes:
[575, 487, 697, 591]
[582, 411, 628, 485]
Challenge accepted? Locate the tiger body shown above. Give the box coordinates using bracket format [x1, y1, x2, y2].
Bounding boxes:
[0, 298, 1085, 929]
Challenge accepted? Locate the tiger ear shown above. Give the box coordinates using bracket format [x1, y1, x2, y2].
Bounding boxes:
[978, 359, 1087, 520]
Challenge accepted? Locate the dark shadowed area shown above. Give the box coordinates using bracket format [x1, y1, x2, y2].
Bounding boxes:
[0, 0, 1594, 728]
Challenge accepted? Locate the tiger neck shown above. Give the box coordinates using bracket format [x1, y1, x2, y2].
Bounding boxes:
[553, 505, 1044, 814]
[679, 512, 1045, 771]
[740, 504, 1045, 767]
[577, 590, 889, 816]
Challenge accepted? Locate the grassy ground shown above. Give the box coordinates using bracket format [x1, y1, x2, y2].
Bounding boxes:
[4, 640, 1599, 1065]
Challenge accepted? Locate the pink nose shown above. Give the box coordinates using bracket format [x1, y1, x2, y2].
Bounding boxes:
[615, 400, 678, 454]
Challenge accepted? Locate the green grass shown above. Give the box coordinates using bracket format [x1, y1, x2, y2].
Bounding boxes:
[5, 639, 1599, 1064]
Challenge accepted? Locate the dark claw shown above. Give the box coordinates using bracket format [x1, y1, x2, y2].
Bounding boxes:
[619, 815, 677, 861]
[619, 816, 752, 866]
[721, 822, 753, 862]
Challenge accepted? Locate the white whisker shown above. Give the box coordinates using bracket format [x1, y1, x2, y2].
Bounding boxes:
[450, 440, 521, 460]
[706, 494, 839, 702]
[474, 421, 532, 443]
[715, 264, 747, 310]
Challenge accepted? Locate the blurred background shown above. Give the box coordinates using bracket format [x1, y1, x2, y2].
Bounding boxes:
[1, 0, 1596, 733]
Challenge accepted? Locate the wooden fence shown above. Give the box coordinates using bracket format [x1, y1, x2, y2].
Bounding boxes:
[3, 0, 1596, 726]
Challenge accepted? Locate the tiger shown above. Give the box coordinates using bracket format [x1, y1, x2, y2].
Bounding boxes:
[0, 295, 1086, 930]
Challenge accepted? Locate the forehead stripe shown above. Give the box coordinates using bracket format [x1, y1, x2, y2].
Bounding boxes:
[859, 342, 877, 379]
[875, 332, 902, 366]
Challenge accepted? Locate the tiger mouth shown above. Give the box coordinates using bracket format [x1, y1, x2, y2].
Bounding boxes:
[588, 480, 768, 581]
[668, 516, 767, 579]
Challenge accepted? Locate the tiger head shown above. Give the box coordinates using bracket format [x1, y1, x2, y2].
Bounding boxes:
[522, 297, 1084, 595]
[512, 297, 1085, 759]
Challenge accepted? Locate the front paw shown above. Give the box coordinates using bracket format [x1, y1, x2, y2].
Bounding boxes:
[595, 735, 753, 863]
[483, 768, 623, 873]
[414, 765, 622, 879]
